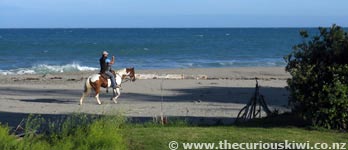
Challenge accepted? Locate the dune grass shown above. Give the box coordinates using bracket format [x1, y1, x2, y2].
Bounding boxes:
[0, 114, 126, 150]
[0, 114, 347, 150]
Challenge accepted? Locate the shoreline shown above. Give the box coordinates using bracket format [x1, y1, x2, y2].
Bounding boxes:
[0, 67, 290, 83]
[0, 67, 291, 126]
[136, 67, 289, 79]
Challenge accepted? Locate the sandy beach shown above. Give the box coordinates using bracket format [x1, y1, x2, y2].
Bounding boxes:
[0, 67, 291, 126]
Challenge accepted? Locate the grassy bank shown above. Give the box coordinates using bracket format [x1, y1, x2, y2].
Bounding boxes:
[0, 114, 347, 150]
[124, 126, 348, 150]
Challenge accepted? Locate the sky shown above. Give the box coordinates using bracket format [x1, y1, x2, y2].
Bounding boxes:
[1, 0, 348, 28]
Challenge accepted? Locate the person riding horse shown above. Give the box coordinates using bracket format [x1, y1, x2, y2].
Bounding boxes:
[99, 51, 119, 89]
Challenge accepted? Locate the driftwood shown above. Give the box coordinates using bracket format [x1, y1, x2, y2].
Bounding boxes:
[13, 118, 39, 138]
[236, 78, 272, 123]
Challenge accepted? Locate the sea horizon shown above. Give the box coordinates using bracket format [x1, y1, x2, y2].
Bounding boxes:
[0, 27, 343, 75]
[1, 26, 345, 29]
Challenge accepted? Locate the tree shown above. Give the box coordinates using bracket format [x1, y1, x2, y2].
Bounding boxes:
[284, 24, 348, 129]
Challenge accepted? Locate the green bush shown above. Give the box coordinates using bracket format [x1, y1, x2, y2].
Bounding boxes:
[0, 114, 127, 150]
[46, 114, 127, 150]
[285, 24, 348, 129]
[0, 124, 18, 150]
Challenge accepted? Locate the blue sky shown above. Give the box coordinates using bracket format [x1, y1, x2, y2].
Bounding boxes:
[1, 0, 348, 28]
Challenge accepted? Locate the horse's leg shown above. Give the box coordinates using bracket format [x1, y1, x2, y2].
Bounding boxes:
[95, 93, 101, 105]
[110, 89, 115, 101]
[79, 91, 87, 105]
[112, 88, 121, 104]
[95, 86, 102, 105]
[112, 88, 116, 98]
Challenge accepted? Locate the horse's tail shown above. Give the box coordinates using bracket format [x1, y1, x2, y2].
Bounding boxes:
[83, 77, 89, 92]
[83, 76, 95, 93]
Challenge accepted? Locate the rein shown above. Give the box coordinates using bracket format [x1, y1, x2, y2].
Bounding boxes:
[122, 77, 131, 83]
[115, 73, 132, 84]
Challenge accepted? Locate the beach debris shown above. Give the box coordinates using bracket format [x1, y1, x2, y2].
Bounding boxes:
[50, 77, 62, 80]
[193, 100, 202, 104]
[25, 77, 40, 80]
[135, 73, 208, 80]
[13, 119, 39, 138]
[197, 75, 207, 80]
[11, 77, 20, 81]
[152, 115, 168, 125]
[42, 74, 62, 80]
[191, 99, 203, 104]
[135, 74, 156, 79]
[236, 78, 272, 123]
[67, 78, 82, 81]
[135, 74, 184, 79]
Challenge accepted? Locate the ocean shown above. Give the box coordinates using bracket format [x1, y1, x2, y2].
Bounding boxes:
[0, 28, 318, 75]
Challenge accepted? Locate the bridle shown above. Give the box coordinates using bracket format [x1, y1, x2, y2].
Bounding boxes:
[121, 76, 131, 83]
[117, 71, 135, 84]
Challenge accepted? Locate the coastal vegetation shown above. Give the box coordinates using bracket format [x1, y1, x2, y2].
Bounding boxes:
[285, 24, 348, 129]
[0, 114, 126, 150]
[0, 114, 347, 150]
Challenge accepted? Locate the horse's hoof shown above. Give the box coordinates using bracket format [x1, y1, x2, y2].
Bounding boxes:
[111, 97, 118, 104]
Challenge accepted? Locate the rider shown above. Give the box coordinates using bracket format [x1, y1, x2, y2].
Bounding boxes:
[99, 51, 118, 89]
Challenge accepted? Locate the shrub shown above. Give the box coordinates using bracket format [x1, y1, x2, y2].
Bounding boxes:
[0, 114, 127, 150]
[284, 24, 348, 129]
[0, 124, 18, 149]
[47, 114, 127, 150]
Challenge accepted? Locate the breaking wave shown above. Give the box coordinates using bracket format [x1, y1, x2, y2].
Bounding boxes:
[0, 63, 98, 75]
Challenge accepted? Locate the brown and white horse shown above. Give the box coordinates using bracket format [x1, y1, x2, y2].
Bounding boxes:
[79, 67, 135, 105]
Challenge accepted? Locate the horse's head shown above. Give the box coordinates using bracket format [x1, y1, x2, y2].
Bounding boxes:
[126, 67, 136, 82]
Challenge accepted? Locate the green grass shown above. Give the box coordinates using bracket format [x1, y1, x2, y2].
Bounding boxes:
[123, 126, 348, 150]
[0, 114, 347, 150]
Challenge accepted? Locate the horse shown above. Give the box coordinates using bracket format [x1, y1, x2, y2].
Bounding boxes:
[79, 67, 135, 105]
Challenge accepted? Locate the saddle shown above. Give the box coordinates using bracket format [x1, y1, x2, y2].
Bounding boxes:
[99, 70, 119, 92]
[99, 73, 109, 80]
[99, 70, 117, 80]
